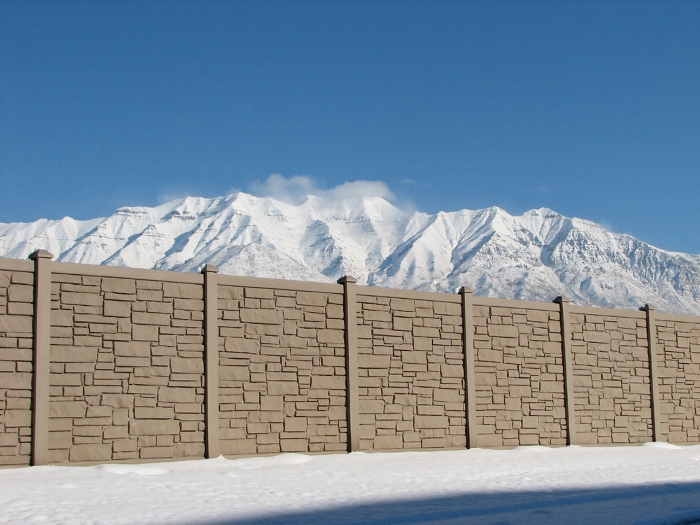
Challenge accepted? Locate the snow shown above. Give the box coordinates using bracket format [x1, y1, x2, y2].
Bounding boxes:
[2, 192, 700, 314]
[2, 444, 700, 524]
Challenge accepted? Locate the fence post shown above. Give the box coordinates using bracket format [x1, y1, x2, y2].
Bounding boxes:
[641, 304, 660, 442]
[202, 265, 220, 458]
[554, 296, 576, 446]
[460, 287, 477, 448]
[29, 250, 52, 466]
[338, 276, 359, 452]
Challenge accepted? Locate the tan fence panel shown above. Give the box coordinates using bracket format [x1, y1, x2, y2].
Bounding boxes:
[655, 318, 700, 443]
[48, 273, 206, 463]
[472, 304, 567, 447]
[0, 264, 35, 466]
[356, 294, 466, 451]
[217, 284, 348, 455]
[569, 309, 652, 444]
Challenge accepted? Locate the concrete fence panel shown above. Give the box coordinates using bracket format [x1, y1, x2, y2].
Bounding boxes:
[0, 259, 35, 465]
[48, 269, 206, 464]
[216, 279, 348, 456]
[471, 301, 567, 447]
[654, 315, 700, 443]
[568, 307, 653, 445]
[1, 254, 700, 468]
[356, 291, 466, 451]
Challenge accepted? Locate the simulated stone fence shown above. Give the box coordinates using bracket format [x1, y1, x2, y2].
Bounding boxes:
[1, 252, 699, 467]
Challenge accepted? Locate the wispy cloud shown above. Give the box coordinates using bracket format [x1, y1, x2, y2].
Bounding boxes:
[324, 180, 395, 201]
[248, 174, 316, 204]
[247, 174, 395, 204]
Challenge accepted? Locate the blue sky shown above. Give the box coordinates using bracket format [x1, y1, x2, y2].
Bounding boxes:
[1, 0, 699, 253]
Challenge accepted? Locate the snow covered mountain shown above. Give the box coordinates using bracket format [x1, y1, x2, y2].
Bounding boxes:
[2, 192, 700, 314]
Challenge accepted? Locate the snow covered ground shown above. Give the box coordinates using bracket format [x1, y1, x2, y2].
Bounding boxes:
[2, 443, 700, 524]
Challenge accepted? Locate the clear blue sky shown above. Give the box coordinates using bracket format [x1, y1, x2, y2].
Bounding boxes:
[1, 0, 699, 253]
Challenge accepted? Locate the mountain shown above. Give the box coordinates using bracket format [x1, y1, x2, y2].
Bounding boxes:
[2, 193, 700, 314]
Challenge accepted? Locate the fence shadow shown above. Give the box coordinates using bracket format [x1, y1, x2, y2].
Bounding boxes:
[196, 481, 700, 525]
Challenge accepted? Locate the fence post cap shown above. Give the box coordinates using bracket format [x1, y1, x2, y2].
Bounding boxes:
[29, 250, 53, 261]
[459, 286, 474, 295]
[201, 264, 219, 274]
[641, 304, 655, 312]
[337, 275, 357, 285]
[554, 295, 570, 304]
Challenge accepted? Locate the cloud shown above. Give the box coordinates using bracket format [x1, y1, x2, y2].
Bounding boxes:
[401, 178, 416, 185]
[324, 180, 395, 201]
[248, 174, 395, 204]
[248, 174, 316, 204]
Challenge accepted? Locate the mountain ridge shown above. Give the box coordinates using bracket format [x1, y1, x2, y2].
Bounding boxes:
[2, 192, 699, 314]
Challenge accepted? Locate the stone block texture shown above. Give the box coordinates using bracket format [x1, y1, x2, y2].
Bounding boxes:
[655, 318, 700, 443]
[217, 284, 347, 455]
[472, 304, 567, 447]
[48, 274, 205, 463]
[569, 310, 652, 444]
[356, 295, 466, 450]
[2, 256, 700, 468]
[0, 267, 34, 465]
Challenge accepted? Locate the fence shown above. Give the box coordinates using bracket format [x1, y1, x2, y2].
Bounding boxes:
[1, 251, 699, 467]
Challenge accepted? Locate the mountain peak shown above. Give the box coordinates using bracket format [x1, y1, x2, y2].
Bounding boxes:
[1, 194, 699, 314]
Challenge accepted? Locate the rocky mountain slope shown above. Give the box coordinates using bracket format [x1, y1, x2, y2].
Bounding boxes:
[2, 193, 699, 314]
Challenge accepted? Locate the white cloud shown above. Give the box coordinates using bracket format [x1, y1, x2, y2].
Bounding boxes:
[324, 180, 395, 201]
[248, 174, 316, 205]
[248, 174, 395, 204]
